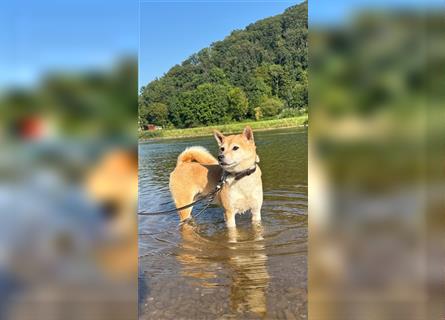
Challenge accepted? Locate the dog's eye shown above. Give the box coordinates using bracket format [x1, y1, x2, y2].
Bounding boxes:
[232, 146, 239, 151]
[220, 147, 225, 151]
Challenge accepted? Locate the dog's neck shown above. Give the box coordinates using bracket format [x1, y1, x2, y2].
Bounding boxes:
[233, 165, 257, 180]
[222, 163, 258, 182]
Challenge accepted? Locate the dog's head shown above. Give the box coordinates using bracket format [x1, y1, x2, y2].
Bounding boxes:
[85, 149, 138, 241]
[213, 126, 259, 173]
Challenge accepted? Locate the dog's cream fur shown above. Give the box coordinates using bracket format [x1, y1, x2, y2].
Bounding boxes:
[169, 126, 263, 228]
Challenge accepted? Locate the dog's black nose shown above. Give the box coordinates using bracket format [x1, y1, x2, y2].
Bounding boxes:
[218, 154, 224, 161]
[100, 200, 119, 220]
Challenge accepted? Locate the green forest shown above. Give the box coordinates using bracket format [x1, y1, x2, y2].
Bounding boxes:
[139, 1, 308, 129]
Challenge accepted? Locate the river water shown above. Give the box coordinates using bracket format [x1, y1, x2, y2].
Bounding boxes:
[138, 127, 307, 319]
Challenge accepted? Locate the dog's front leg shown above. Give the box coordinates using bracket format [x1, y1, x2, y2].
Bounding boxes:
[224, 210, 236, 228]
[251, 206, 262, 223]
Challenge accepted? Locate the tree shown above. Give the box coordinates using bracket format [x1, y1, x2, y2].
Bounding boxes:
[172, 84, 231, 128]
[255, 64, 291, 98]
[227, 87, 249, 121]
[245, 76, 272, 115]
[208, 67, 228, 84]
[254, 107, 263, 120]
[142, 102, 168, 127]
[258, 96, 284, 117]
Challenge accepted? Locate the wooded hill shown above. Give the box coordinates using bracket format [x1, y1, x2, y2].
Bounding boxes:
[139, 1, 307, 129]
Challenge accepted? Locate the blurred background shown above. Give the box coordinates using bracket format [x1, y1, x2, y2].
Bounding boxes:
[0, 0, 138, 319]
[309, 0, 445, 319]
[3, 0, 445, 319]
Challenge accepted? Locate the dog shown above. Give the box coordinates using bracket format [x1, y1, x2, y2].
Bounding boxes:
[85, 148, 138, 279]
[169, 126, 263, 228]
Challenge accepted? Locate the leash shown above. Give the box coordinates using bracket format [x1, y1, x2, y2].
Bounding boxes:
[178, 184, 221, 226]
[137, 171, 229, 217]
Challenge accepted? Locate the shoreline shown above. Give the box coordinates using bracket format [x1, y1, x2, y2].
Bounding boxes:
[138, 115, 308, 142]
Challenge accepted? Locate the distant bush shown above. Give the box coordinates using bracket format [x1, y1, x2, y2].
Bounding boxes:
[257, 96, 284, 117]
[254, 107, 263, 120]
[278, 107, 307, 118]
[139, 102, 168, 127]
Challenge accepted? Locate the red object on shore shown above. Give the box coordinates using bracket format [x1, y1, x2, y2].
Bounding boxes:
[20, 116, 44, 140]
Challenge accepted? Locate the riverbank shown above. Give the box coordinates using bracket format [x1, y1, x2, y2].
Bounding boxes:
[139, 115, 307, 141]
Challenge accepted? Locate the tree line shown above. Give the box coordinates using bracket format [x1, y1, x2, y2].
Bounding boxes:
[139, 1, 308, 129]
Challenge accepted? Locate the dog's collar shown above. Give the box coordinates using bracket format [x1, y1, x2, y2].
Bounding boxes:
[234, 165, 257, 180]
[222, 164, 257, 182]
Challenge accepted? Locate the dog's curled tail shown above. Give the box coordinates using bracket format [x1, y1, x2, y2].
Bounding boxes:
[176, 146, 218, 166]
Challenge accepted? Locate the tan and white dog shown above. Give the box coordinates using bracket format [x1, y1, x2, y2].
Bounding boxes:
[169, 126, 263, 228]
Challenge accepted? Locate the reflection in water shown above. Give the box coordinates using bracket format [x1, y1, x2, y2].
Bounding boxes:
[139, 128, 307, 319]
[228, 223, 269, 316]
[177, 222, 269, 317]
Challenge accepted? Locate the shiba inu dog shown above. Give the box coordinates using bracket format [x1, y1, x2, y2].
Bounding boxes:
[169, 126, 263, 228]
[85, 149, 138, 279]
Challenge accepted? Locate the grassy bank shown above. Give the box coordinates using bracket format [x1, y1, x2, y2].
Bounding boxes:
[139, 115, 307, 140]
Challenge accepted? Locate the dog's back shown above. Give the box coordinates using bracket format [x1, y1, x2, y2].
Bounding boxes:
[169, 147, 222, 221]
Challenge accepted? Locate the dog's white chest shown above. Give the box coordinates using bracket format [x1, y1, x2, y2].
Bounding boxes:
[225, 175, 262, 214]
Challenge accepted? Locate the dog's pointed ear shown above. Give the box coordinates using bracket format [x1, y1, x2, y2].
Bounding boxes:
[213, 130, 225, 145]
[243, 126, 254, 142]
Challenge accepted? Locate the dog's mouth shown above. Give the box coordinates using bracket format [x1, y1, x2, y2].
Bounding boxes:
[219, 161, 237, 168]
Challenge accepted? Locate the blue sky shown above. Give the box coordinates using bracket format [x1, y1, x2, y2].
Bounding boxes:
[2, 0, 441, 89]
[139, 1, 302, 87]
[0, 0, 138, 88]
[310, 0, 445, 25]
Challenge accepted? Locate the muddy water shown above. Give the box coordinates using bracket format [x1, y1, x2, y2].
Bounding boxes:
[138, 127, 307, 319]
